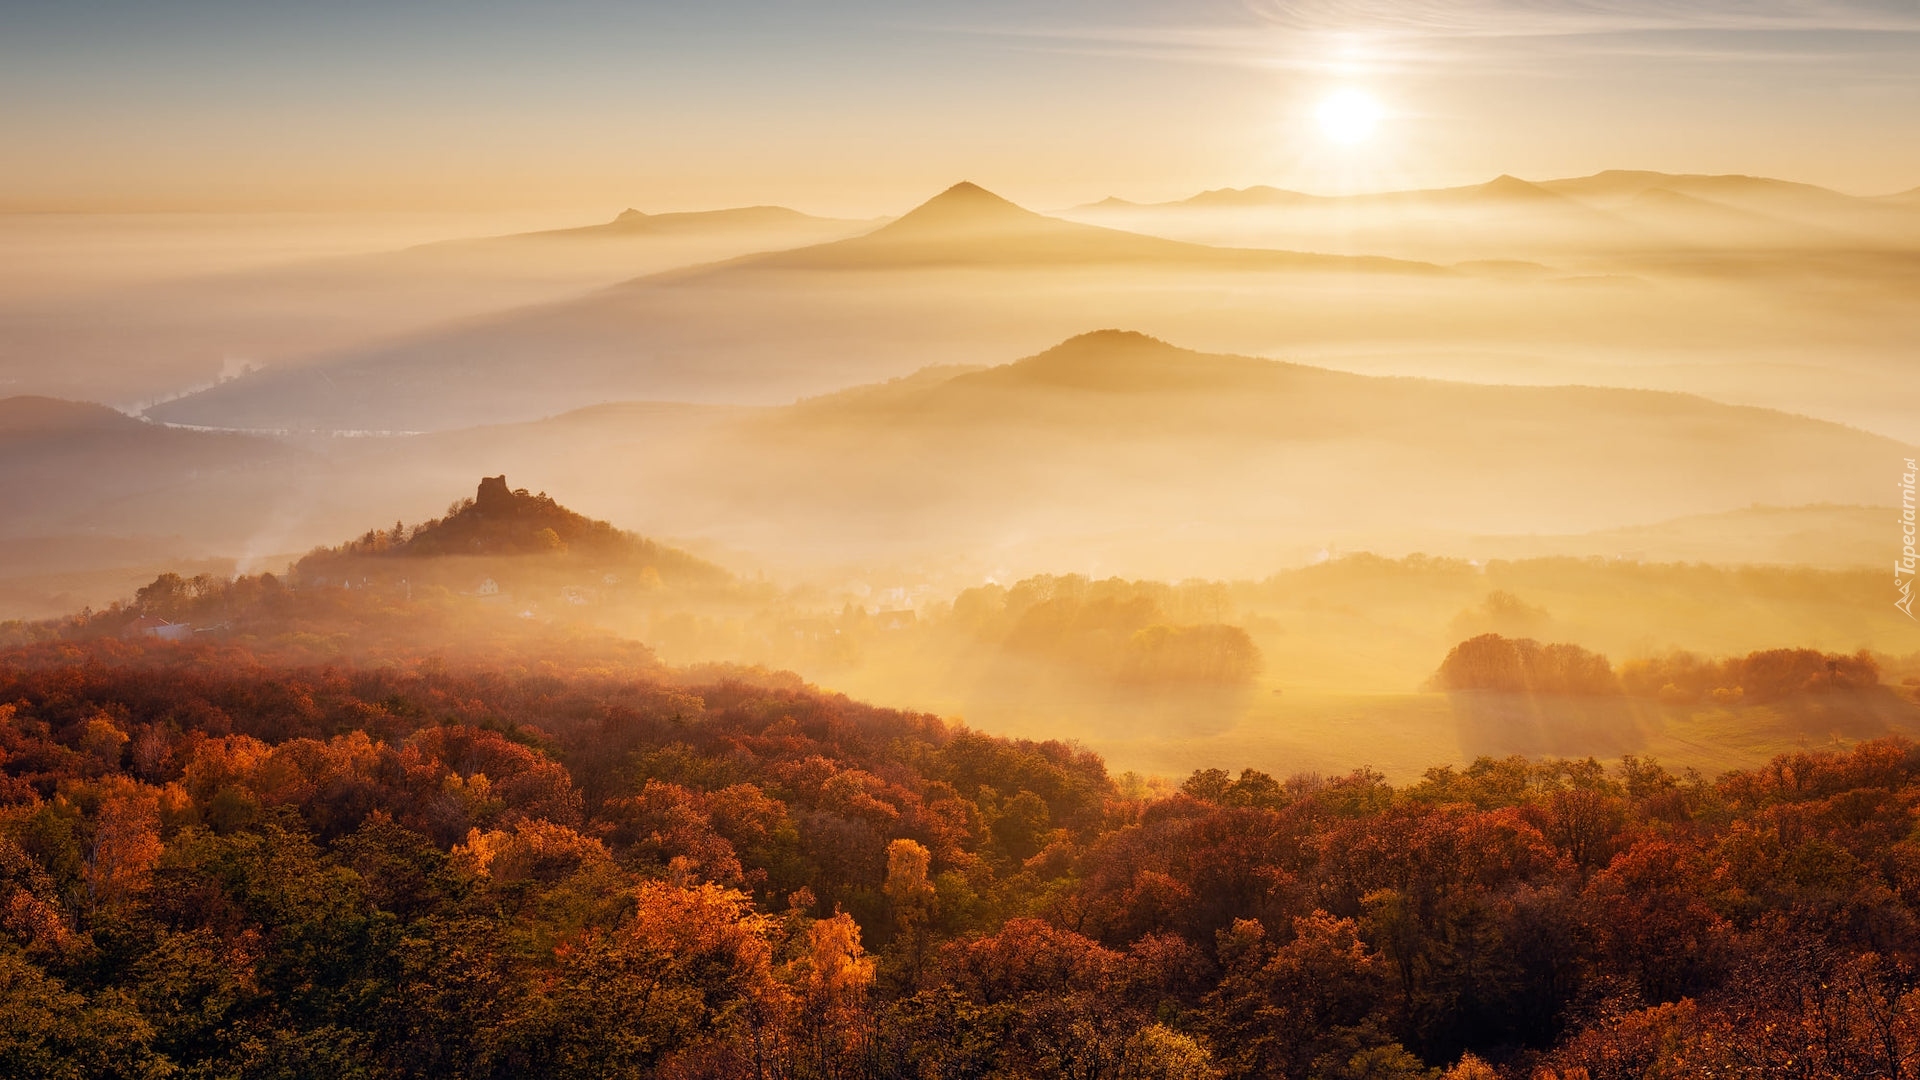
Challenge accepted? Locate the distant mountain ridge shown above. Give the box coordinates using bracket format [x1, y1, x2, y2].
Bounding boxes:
[777, 330, 1907, 445]
[1469, 502, 1889, 569]
[124, 170, 1920, 440]
[1539, 169, 1854, 204]
[0, 395, 297, 544]
[1102, 170, 1878, 211]
[505, 204, 862, 242]
[486, 329, 1911, 574]
[2, 326, 1912, 607]
[754, 181, 1443, 271]
[0, 396, 140, 436]
[1179, 174, 1571, 209]
[143, 183, 1445, 433]
[1097, 169, 1920, 253]
[0, 199, 878, 415]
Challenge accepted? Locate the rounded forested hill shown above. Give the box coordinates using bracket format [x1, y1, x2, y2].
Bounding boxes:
[296, 476, 729, 587]
[407, 476, 627, 558]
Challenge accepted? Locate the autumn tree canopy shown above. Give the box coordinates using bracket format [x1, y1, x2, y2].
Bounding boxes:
[0, 623, 1917, 1078]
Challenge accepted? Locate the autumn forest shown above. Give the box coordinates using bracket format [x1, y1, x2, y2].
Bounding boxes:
[9, 3, 1920, 1074]
[4, 525, 1920, 1079]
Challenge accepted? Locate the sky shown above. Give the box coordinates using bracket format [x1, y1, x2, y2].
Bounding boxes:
[2, 0, 1918, 215]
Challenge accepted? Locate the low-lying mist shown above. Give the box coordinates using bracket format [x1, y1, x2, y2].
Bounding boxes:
[5, 172, 1917, 784]
[20, 473, 1909, 786]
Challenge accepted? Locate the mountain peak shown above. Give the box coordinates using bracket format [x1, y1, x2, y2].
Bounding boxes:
[980, 330, 1251, 392]
[876, 181, 1046, 236]
[1048, 329, 1178, 354]
[930, 180, 1014, 207]
[1183, 185, 1316, 208]
[1476, 174, 1561, 200]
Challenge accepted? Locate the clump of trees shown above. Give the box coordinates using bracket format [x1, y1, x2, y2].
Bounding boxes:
[1621, 647, 1882, 705]
[953, 574, 1260, 685]
[1432, 634, 1890, 708]
[1429, 634, 1620, 695]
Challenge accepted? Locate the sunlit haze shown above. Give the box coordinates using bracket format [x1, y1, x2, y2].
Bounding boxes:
[5, 3, 1920, 1075]
[3, 0, 1919, 212]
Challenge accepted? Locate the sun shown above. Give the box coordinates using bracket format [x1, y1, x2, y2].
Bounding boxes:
[1316, 89, 1383, 145]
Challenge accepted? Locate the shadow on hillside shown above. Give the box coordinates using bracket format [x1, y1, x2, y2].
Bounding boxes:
[1757, 688, 1920, 739]
[1447, 687, 1920, 762]
[954, 664, 1257, 741]
[1446, 691, 1651, 759]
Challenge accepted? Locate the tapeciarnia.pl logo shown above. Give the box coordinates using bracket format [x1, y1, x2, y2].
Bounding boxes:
[1901, 457, 1918, 619]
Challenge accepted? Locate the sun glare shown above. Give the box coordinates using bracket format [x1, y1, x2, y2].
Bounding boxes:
[1316, 88, 1383, 145]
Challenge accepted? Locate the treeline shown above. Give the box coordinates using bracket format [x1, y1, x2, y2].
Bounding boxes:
[1433, 632, 1889, 707]
[952, 575, 1260, 685]
[0, 569, 683, 673]
[1620, 647, 1883, 705]
[5, 635, 1920, 1076]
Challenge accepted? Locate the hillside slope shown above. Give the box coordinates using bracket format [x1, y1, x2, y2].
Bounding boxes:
[0, 396, 300, 543]
[0, 204, 869, 411]
[357, 330, 1906, 578]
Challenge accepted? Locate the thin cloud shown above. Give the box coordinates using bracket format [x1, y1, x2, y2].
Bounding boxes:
[1250, 0, 1920, 37]
[942, 0, 1920, 72]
